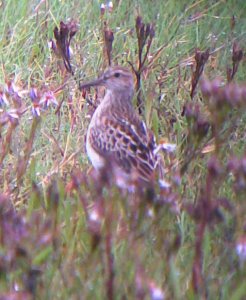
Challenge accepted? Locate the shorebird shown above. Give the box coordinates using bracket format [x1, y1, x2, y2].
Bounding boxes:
[80, 66, 159, 189]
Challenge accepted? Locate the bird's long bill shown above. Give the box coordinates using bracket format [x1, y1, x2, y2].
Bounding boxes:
[79, 77, 104, 90]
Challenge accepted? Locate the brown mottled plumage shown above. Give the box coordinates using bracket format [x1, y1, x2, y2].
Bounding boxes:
[80, 66, 158, 188]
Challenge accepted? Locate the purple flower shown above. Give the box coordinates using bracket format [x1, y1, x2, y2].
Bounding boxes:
[40, 91, 58, 108]
[30, 87, 39, 102]
[7, 109, 19, 120]
[236, 237, 246, 263]
[0, 90, 9, 106]
[31, 105, 41, 117]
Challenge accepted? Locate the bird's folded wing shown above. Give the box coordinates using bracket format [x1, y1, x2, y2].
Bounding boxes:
[88, 117, 158, 181]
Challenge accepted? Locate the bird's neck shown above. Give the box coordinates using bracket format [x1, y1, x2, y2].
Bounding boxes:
[103, 89, 134, 108]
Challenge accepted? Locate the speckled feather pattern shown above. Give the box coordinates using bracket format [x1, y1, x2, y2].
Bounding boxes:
[81, 66, 159, 186]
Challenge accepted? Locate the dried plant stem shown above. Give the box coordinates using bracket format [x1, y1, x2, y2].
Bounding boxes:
[190, 49, 209, 99]
[105, 204, 115, 300]
[0, 122, 18, 165]
[16, 117, 41, 183]
[192, 221, 206, 297]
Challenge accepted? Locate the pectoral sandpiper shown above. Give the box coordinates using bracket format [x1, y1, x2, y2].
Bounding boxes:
[80, 66, 159, 189]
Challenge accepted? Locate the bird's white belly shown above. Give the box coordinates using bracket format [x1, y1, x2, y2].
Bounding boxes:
[86, 128, 105, 170]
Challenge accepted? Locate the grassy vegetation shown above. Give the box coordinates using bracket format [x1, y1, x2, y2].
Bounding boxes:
[0, 0, 246, 299]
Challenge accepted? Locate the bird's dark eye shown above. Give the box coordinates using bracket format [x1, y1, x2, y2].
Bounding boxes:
[114, 72, 120, 78]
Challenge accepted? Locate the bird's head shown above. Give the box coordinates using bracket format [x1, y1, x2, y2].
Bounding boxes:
[80, 66, 134, 95]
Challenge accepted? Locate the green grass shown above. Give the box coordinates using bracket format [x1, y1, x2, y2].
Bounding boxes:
[0, 0, 246, 299]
